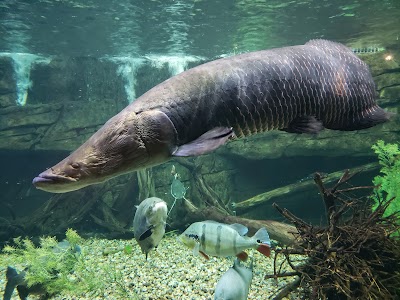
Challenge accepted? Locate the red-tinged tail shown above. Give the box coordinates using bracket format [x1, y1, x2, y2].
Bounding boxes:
[257, 244, 271, 257]
[236, 251, 248, 261]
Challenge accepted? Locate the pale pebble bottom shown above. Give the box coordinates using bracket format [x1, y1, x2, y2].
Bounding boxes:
[0, 235, 304, 300]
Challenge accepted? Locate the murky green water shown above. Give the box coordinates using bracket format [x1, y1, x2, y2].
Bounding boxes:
[0, 1, 399, 298]
[1, 0, 399, 57]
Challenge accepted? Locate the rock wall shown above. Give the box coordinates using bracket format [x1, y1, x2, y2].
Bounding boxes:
[0, 55, 203, 150]
[1, 50, 399, 225]
[0, 51, 398, 156]
[0, 56, 16, 108]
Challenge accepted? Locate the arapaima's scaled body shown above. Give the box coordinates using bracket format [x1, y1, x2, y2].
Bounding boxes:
[33, 39, 390, 193]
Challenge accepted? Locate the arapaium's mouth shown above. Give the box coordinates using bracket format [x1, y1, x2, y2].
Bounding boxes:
[32, 172, 77, 186]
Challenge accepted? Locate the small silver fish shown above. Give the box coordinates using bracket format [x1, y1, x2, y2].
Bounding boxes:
[214, 258, 253, 300]
[133, 197, 168, 259]
[178, 221, 270, 261]
[171, 174, 187, 200]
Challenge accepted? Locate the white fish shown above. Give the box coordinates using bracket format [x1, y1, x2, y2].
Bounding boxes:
[133, 197, 168, 259]
[214, 258, 253, 300]
[178, 221, 270, 261]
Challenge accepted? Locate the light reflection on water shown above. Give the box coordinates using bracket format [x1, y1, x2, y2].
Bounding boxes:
[0, 0, 398, 58]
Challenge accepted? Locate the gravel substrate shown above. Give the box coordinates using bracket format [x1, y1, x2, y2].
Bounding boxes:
[0, 234, 304, 299]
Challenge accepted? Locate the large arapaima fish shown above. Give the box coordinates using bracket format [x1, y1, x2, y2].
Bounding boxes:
[33, 40, 390, 193]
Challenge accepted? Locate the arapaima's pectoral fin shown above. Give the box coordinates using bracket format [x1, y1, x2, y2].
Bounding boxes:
[173, 127, 234, 156]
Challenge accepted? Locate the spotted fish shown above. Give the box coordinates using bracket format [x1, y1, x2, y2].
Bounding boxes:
[33, 39, 390, 193]
[178, 221, 270, 261]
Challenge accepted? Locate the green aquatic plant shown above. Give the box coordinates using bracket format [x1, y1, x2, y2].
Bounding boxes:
[2, 228, 81, 294]
[123, 244, 133, 254]
[102, 243, 134, 256]
[1, 230, 141, 299]
[65, 227, 83, 245]
[371, 140, 400, 224]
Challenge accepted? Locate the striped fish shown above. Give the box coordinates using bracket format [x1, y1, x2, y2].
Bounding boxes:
[33, 39, 391, 193]
[178, 221, 271, 261]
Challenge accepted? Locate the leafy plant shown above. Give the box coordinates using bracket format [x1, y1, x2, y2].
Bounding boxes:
[65, 227, 83, 245]
[123, 244, 133, 254]
[0, 230, 141, 299]
[2, 229, 82, 294]
[371, 140, 400, 226]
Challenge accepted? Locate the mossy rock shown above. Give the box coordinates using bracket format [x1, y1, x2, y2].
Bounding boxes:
[375, 72, 400, 90]
[359, 50, 400, 77]
[380, 85, 400, 102]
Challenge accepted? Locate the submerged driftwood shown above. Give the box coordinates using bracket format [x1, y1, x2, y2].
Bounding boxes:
[137, 169, 156, 201]
[168, 157, 298, 245]
[175, 158, 229, 213]
[0, 175, 137, 243]
[0, 158, 381, 250]
[0, 157, 297, 245]
[235, 162, 379, 211]
[267, 171, 400, 300]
